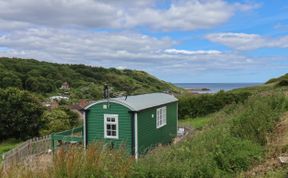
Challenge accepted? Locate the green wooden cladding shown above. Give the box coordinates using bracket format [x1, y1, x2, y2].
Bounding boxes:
[86, 101, 178, 155]
[137, 102, 177, 154]
[86, 102, 133, 154]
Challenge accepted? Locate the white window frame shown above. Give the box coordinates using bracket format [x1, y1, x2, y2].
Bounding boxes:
[104, 114, 119, 139]
[156, 106, 167, 128]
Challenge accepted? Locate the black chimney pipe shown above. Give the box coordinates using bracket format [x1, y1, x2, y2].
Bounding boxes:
[103, 84, 109, 99]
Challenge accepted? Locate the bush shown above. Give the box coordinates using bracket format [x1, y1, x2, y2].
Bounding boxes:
[40, 108, 80, 135]
[178, 91, 250, 119]
[231, 93, 288, 145]
[0, 88, 44, 141]
[276, 79, 288, 87]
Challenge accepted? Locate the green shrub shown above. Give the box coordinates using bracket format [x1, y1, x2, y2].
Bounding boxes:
[231, 93, 288, 145]
[0, 87, 44, 141]
[213, 136, 263, 172]
[40, 108, 80, 135]
[178, 91, 251, 119]
[276, 79, 288, 87]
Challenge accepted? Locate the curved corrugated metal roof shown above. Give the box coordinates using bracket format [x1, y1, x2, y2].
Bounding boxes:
[84, 93, 178, 111]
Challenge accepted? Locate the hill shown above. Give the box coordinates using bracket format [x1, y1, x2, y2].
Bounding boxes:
[266, 73, 288, 87]
[0, 57, 181, 99]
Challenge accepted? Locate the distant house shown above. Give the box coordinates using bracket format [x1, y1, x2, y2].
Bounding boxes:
[60, 82, 70, 90]
[82, 93, 178, 159]
[69, 99, 91, 118]
[50, 96, 69, 101]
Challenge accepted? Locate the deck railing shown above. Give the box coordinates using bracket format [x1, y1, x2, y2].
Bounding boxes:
[51, 126, 83, 150]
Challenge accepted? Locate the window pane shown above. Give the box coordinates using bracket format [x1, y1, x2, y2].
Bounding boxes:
[107, 131, 111, 136]
[111, 118, 115, 122]
[107, 125, 111, 129]
[112, 131, 116, 136]
[107, 117, 111, 122]
[112, 125, 116, 130]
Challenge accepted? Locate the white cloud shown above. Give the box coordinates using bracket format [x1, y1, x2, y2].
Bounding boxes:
[206, 32, 288, 50]
[0, 0, 258, 31]
[0, 28, 256, 72]
[164, 49, 222, 55]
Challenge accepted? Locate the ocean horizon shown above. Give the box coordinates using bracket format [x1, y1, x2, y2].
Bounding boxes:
[174, 83, 262, 93]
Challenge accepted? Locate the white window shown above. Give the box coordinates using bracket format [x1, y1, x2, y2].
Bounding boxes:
[104, 114, 119, 139]
[156, 106, 167, 128]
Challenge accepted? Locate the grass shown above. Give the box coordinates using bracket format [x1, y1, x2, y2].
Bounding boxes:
[1, 92, 288, 177]
[0, 139, 21, 155]
[179, 116, 213, 129]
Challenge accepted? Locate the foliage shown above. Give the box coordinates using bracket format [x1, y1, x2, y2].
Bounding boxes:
[178, 90, 251, 119]
[0, 88, 44, 141]
[1, 92, 287, 177]
[276, 79, 288, 87]
[134, 93, 287, 177]
[231, 93, 288, 145]
[40, 107, 80, 135]
[179, 116, 213, 129]
[266, 73, 288, 84]
[0, 138, 21, 154]
[1, 143, 134, 178]
[0, 57, 181, 96]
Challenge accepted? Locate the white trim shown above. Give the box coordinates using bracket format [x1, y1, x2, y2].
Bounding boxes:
[104, 114, 119, 139]
[85, 100, 135, 111]
[83, 112, 86, 149]
[176, 102, 178, 131]
[156, 106, 167, 129]
[134, 112, 138, 160]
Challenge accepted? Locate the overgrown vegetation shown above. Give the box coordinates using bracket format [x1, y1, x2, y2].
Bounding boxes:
[179, 116, 213, 129]
[0, 57, 181, 99]
[40, 107, 81, 135]
[0, 139, 21, 155]
[133, 93, 288, 177]
[266, 73, 288, 84]
[1, 143, 134, 178]
[0, 87, 81, 141]
[2, 92, 287, 177]
[178, 90, 251, 119]
[0, 87, 44, 141]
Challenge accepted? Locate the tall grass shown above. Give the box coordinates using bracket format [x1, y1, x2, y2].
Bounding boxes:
[1, 93, 287, 178]
[1, 143, 134, 178]
[134, 93, 288, 177]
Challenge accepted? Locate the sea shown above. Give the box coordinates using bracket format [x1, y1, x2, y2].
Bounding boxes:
[174, 83, 262, 93]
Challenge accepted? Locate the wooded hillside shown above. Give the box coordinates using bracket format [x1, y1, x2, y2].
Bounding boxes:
[0, 57, 180, 99]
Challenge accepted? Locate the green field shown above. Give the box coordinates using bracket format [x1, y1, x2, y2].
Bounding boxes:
[0, 139, 21, 155]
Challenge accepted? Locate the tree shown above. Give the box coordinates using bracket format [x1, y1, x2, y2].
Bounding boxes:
[0, 88, 44, 141]
[0, 70, 22, 89]
[40, 108, 80, 135]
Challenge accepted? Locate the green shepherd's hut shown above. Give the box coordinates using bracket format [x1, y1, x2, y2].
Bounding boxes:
[83, 92, 178, 158]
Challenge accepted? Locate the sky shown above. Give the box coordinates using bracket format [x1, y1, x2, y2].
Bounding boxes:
[0, 0, 287, 83]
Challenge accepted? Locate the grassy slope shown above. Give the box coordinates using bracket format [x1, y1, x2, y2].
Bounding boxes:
[179, 116, 213, 129]
[134, 88, 288, 177]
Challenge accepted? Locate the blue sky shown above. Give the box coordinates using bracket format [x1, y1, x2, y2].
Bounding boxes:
[0, 0, 287, 83]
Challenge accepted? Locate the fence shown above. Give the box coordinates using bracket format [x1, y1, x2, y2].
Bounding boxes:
[1, 135, 51, 168]
[51, 126, 83, 150]
[1, 126, 83, 168]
